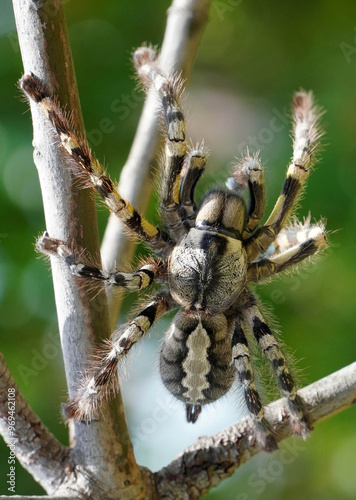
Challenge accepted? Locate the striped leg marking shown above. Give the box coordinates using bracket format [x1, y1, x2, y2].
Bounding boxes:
[244, 305, 311, 437]
[37, 232, 161, 292]
[20, 74, 170, 251]
[65, 292, 175, 422]
[232, 321, 277, 451]
[134, 47, 188, 238]
[178, 148, 207, 226]
[247, 220, 327, 282]
[245, 91, 322, 260]
[229, 152, 266, 239]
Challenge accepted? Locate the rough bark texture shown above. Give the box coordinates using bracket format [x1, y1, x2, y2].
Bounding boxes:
[1, 356, 355, 498]
[154, 362, 356, 499]
[11, 0, 146, 497]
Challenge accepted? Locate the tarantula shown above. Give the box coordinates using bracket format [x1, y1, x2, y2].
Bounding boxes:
[21, 46, 327, 451]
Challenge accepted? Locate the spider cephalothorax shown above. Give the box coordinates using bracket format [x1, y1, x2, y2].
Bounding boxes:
[21, 46, 327, 451]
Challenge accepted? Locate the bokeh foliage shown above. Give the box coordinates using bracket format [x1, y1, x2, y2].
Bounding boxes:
[0, 0, 355, 497]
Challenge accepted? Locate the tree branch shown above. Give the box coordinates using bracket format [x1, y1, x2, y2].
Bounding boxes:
[9, 0, 212, 496]
[12, 1, 145, 497]
[0, 353, 71, 493]
[100, 0, 212, 327]
[155, 362, 356, 499]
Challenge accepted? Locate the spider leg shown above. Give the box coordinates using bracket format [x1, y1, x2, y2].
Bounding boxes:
[20, 74, 171, 253]
[247, 220, 327, 282]
[232, 319, 278, 451]
[245, 91, 322, 260]
[228, 152, 265, 239]
[243, 300, 311, 438]
[134, 47, 189, 240]
[178, 148, 207, 227]
[37, 232, 163, 292]
[65, 291, 176, 422]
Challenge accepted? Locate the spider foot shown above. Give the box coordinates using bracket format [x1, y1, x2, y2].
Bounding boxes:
[255, 418, 278, 452]
[288, 395, 312, 439]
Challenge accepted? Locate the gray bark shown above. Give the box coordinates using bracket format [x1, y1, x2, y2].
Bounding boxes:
[155, 362, 356, 499]
[11, 0, 146, 497]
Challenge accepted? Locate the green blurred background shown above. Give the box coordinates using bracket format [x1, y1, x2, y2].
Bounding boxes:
[0, 0, 355, 498]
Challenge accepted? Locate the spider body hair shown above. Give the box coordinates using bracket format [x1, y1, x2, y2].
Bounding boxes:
[21, 47, 328, 452]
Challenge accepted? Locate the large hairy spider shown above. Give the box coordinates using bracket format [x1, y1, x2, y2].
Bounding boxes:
[21, 46, 327, 451]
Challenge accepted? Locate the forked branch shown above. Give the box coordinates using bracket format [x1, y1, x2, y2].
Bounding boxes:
[0, 353, 71, 493]
[155, 362, 356, 499]
[11, 0, 144, 497]
[7, 0, 212, 498]
[6, 2, 354, 500]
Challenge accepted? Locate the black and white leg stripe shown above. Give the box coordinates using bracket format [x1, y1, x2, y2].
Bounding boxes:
[245, 91, 322, 261]
[243, 304, 311, 437]
[65, 292, 175, 422]
[20, 73, 170, 251]
[232, 320, 277, 451]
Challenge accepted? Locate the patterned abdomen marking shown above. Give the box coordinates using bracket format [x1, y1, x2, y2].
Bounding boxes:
[160, 312, 234, 408]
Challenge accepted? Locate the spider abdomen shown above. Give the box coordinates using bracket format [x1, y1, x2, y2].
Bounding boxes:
[160, 311, 234, 407]
[169, 228, 247, 312]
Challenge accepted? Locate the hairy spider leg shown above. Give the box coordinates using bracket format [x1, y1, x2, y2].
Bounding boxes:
[20, 73, 171, 253]
[134, 47, 187, 240]
[178, 149, 207, 227]
[243, 302, 311, 437]
[232, 320, 278, 451]
[229, 152, 266, 240]
[37, 232, 163, 292]
[65, 291, 176, 422]
[245, 91, 322, 261]
[247, 221, 327, 282]
[273, 214, 326, 253]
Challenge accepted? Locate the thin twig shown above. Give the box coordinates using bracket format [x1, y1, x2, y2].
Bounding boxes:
[101, 0, 212, 327]
[155, 362, 356, 499]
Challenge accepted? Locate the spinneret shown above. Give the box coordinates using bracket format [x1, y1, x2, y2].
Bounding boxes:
[21, 46, 327, 451]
